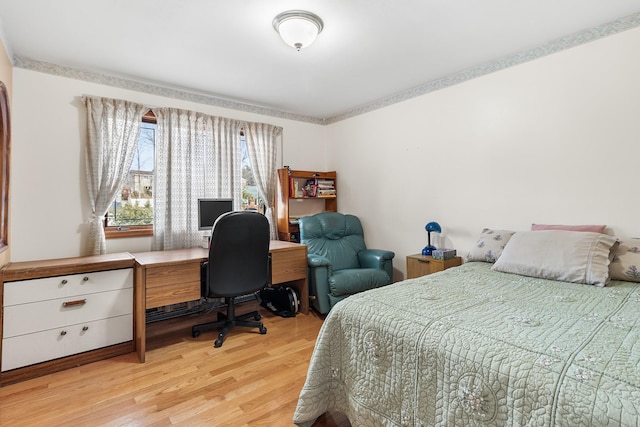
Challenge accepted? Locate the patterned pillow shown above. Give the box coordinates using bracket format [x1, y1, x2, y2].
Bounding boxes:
[466, 228, 516, 263]
[610, 238, 640, 282]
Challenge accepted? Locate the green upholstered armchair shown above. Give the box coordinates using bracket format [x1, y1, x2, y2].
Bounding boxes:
[299, 212, 395, 314]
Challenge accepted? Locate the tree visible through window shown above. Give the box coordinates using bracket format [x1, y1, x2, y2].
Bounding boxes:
[106, 121, 155, 227]
[241, 134, 264, 213]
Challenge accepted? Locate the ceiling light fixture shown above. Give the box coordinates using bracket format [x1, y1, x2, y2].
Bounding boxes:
[273, 10, 323, 51]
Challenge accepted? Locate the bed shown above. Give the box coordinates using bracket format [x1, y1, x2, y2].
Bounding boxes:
[293, 230, 640, 426]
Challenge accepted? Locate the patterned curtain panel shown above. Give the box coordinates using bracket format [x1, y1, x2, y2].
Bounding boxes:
[243, 122, 282, 239]
[203, 115, 243, 204]
[83, 96, 147, 255]
[152, 108, 242, 250]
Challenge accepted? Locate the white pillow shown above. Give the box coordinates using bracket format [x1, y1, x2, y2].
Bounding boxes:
[491, 230, 619, 287]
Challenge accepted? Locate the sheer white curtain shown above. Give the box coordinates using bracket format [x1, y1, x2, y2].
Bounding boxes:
[83, 96, 147, 255]
[152, 108, 242, 250]
[243, 122, 281, 239]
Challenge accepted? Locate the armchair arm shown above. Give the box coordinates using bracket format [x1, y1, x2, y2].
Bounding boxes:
[307, 253, 332, 268]
[307, 253, 333, 314]
[358, 249, 395, 281]
[358, 249, 394, 268]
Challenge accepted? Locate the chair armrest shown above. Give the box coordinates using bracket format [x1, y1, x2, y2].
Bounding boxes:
[306, 254, 333, 314]
[308, 253, 332, 267]
[358, 249, 395, 282]
[358, 249, 395, 268]
[200, 261, 208, 296]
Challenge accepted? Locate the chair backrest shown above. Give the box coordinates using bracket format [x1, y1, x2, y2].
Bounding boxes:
[299, 212, 367, 271]
[205, 211, 270, 298]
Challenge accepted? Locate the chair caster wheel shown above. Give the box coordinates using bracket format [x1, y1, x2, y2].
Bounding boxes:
[259, 326, 267, 334]
[192, 330, 201, 338]
[214, 338, 223, 347]
[254, 314, 261, 321]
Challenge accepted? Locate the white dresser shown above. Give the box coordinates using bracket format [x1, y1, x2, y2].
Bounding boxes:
[0, 253, 135, 385]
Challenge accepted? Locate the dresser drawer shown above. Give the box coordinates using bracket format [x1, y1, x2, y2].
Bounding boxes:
[3, 288, 133, 338]
[3, 268, 133, 306]
[2, 314, 133, 371]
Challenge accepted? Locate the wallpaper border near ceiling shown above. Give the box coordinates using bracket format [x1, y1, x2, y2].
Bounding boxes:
[13, 11, 640, 126]
[329, 11, 640, 124]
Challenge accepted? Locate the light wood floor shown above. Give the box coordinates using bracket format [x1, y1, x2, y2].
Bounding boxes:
[0, 303, 351, 427]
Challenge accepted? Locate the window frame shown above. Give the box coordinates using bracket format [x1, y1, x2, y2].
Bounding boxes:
[104, 110, 156, 239]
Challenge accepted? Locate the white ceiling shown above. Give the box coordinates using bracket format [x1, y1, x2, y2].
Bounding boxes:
[1, 1, 640, 124]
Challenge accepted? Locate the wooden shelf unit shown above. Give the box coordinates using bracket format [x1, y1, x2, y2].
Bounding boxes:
[276, 168, 337, 242]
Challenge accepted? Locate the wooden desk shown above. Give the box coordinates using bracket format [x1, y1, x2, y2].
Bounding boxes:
[133, 241, 308, 362]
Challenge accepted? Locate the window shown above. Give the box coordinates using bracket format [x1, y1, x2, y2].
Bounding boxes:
[105, 117, 264, 239]
[241, 134, 264, 213]
[105, 112, 155, 238]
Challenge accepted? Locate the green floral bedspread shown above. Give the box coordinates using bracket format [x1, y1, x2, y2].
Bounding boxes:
[294, 262, 640, 426]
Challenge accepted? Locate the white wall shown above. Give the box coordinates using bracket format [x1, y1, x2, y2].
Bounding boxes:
[326, 27, 640, 280]
[10, 27, 640, 277]
[11, 70, 329, 261]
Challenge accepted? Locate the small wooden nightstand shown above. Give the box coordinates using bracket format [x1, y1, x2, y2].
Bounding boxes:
[406, 254, 462, 279]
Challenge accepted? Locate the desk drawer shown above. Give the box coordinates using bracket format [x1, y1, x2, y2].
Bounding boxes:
[145, 262, 200, 288]
[2, 314, 132, 371]
[146, 282, 201, 309]
[271, 249, 306, 284]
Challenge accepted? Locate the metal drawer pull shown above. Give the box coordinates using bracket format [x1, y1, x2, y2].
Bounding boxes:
[82, 326, 89, 331]
[62, 299, 87, 307]
[83, 276, 89, 281]
[60, 330, 67, 336]
[61, 279, 68, 285]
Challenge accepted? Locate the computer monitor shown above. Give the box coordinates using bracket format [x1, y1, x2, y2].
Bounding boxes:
[198, 198, 233, 231]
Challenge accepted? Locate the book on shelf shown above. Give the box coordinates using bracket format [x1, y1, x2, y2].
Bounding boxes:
[318, 190, 334, 195]
[304, 179, 318, 197]
[287, 176, 335, 198]
[289, 177, 295, 197]
[316, 180, 334, 190]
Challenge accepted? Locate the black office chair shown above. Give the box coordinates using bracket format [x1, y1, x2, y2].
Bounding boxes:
[191, 211, 270, 347]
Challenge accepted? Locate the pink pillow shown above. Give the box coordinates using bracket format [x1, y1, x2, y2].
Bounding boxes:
[531, 224, 606, 233]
